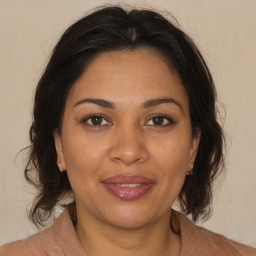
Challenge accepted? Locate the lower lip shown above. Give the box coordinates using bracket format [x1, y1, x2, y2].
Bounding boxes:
[103, 184, 154, 200]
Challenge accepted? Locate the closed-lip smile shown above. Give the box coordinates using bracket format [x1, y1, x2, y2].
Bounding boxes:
[101, 175, 155, 200]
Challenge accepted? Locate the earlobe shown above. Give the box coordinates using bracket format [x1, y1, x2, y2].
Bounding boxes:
[53, 130, 66, 171]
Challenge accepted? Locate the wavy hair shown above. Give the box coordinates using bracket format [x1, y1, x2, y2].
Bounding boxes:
[25, 5, 225, 227]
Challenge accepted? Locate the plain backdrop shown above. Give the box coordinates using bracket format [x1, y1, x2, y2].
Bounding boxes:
[0, 0, 255, 247]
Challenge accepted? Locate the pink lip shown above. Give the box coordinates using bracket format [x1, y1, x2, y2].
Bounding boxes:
[102, 175, 155, 200]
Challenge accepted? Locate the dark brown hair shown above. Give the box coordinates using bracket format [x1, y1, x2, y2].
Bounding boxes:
[25, 5, 225, 227]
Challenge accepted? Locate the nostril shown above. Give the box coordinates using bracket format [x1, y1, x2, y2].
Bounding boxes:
[109, 136, 149, 165]
[112, 152, 146, 166]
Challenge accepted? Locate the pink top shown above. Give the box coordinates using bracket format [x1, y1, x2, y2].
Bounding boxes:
[0, 209, 255, 256]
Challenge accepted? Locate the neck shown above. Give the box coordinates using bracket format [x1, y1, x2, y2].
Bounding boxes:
[75, 207, 181, 256]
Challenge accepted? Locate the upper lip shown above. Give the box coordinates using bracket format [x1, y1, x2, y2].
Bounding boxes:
[101, 175, 155, 184]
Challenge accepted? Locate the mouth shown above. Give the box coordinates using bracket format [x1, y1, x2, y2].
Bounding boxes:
[101, 175, 155, 200]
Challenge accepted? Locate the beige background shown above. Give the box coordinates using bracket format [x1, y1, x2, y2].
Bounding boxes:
[0, 0, 255, 247]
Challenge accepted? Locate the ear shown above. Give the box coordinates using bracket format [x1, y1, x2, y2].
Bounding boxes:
[53, 129, 66, 171]
[187, 128, 201, 171]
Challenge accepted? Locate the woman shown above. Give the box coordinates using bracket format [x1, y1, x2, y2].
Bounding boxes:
[1, 5, 255, 256]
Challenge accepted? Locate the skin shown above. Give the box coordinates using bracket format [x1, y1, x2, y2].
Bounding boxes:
[54, 48, 200, 256]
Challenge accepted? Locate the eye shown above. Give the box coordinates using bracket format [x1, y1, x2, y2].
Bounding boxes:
[146, 115, 175, 126]
[82, 114, 111, 127]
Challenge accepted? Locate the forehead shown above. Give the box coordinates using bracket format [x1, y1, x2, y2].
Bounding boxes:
[66, 48, 189, 110]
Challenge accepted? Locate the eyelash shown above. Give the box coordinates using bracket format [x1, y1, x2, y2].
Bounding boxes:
[81, 114, 175, 128]
[145, 114, 176, 127]
[81, 114, 111, 127]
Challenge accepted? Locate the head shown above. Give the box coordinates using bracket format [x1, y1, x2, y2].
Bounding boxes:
[26, 6, 224, 227]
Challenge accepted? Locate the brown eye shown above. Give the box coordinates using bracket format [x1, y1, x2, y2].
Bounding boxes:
[152, 116, 164, 125]
[83, 115, 110, 126]
[91, 116, 103, 125]
[146, 115, 175, 126]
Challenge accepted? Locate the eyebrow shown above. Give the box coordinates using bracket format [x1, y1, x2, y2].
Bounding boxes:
[73, 98, 115, 109]
[73, 97, 183, 113]
[143, 98, 183, 113]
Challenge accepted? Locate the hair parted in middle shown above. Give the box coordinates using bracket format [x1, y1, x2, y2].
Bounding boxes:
[25, 5, 225, 227]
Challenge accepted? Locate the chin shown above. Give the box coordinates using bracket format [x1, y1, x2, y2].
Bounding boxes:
[107, 215, 151, 230]
[99, 205, 160, 230]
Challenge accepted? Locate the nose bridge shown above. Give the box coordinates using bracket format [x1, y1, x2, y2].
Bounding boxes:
[109, 122, 148, 165]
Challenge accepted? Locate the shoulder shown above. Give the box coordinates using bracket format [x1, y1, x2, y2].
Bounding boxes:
[175, 211, 256, 256]
[0, 228, 49, 256]
[193, 225, 256, 256]
[0, 216, 64, 256]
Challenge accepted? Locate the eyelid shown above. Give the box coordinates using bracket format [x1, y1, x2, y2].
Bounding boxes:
[80, 113, 175, 127]
[81, 114, 112, 126]
[145, 114, 176, 126]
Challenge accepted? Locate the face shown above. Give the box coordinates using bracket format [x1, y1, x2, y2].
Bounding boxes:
[54, 48, 200, 229]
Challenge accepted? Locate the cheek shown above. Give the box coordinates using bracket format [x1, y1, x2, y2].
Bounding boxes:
[62, 140, 106, 201]
[150, 130, 191, 198]
[152, 132, 191, 171]
[61, 134, 108, 182]
[146, 137, 189, 212]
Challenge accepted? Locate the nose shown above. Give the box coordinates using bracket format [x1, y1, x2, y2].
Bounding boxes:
[109, 125, 149, 166]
